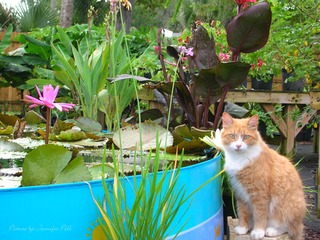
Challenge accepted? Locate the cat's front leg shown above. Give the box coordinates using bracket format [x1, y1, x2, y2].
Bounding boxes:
[234, 198, 250, 235]
[250, 197, 269, 240]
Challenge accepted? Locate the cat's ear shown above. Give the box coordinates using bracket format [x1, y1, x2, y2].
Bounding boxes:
[222, 112, 233, 128]
[248, 115, 259, 130]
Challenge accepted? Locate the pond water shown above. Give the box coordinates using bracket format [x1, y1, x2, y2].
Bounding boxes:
[0, 137, 108, 188]
[0, 136, 209, 189]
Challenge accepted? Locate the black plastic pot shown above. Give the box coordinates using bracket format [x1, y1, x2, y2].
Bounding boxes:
[282, 68, 305, 92]
[251, 74, 273, 90]
[296, 126, 312, 142]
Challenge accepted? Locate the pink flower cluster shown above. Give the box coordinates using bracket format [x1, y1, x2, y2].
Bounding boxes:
[219, 52, 231, 62]
[178, 46, 194, 57]
[250, 58, 266, 70]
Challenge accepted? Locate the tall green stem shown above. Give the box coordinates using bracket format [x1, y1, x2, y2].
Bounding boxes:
[45, 107, 51, 144]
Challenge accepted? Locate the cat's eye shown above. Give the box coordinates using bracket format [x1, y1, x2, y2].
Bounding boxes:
[243, 135, 250, 140]
[229, 134, 236, 139]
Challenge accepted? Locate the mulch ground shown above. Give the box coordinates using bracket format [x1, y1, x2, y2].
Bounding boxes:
[305, 227, 320, 240]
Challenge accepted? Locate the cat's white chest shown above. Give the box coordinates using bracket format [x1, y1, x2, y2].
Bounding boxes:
[223, 144, 262, 172]
[223, 144, 263, 203]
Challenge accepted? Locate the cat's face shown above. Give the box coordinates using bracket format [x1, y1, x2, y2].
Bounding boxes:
[221, 113, 260, 153]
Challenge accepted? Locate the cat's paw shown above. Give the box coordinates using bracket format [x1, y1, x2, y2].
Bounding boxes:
[250, 229, 265, 240]
[234, 226, 248, 235]
[266, 227, 286, 237]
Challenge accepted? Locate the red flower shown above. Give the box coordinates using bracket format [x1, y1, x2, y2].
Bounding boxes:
[257, 58, 265, 69]
[235, 0, 256, 9]
[153, 46, 160, 53]
[195, 20, 202, 26]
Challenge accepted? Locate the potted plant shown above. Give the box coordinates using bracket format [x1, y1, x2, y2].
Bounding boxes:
[243, 48, 280, 90]
[268, 0, 319, 92]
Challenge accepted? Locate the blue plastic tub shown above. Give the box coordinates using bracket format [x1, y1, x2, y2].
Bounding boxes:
[0, 154, 223, 240]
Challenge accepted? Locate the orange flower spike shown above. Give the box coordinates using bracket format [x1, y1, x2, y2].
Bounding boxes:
[122, 0, 132, 10]
[184, 35, 190, 44]
[195, 20, 202, 26]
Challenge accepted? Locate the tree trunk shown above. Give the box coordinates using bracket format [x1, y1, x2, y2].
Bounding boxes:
[50, 0, 56, 12]
[60, 0, 74, 28]
[116, 0, 135, 33]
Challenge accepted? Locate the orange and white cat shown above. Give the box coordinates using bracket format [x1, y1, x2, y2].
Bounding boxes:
[218, 112, 306, 240]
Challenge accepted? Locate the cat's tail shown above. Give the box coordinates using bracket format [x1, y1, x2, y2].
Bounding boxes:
[288, 223, 304, 240]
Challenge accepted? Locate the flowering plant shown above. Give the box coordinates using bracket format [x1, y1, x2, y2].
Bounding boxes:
[23, 84, 75, 144]
[150, 0, 271, 130]
[269, 1, 320, 91]
[243, 48, 280, 82]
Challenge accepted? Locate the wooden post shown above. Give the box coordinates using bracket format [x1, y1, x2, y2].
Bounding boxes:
[282, 105, 296, 157]
[318, 124, 320, 218]
[227, 217, 290, 240]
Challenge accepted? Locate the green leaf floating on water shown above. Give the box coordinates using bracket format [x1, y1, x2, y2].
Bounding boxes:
[0, 125, 13, 135]
[24, 110, 46, 124]
[53, 156, 92, 184]
[55, 129, 87, 141]
[0, 139, 24, 152]
[75, 117, 102, 132]
[21, 144, 91, 186]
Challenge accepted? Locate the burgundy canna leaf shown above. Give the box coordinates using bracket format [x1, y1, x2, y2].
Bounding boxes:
[227, 2, 272, 54]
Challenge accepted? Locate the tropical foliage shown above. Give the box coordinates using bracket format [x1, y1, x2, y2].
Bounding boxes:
[15, 0, 58, 31]
[0, 3, 18, 31]
[148, 1, 271, 130]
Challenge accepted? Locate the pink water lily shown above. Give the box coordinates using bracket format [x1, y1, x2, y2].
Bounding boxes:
[23, 84, 75, 144]
[24, 85, 75, 112]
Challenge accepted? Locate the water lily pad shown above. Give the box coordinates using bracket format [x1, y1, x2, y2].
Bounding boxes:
[112, 121, 173, 150]
[21, 144, 91, 186]
[69, 138, 108, 148]
[76, 117, 102, 132]
[0, 139, 24, 152]
[53, 156, 92, 184]
[0, 125, 13, 135]
[53, 119, 74, 135]
[10, 137, 44, 149]
[0, 113, 19, 126]
[55, 129, 87, 141]
[24, 110, 46, 124]
[0, 151, 26, 160]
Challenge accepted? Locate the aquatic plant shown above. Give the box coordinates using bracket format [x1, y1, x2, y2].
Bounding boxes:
[23, 84, 75, 144]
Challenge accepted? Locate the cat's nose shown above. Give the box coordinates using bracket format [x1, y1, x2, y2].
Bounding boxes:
[236, 144, 241, 149]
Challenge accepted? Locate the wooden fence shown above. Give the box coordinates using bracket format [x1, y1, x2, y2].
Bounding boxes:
[0, 32, 26, 113]
[0, 31, 23, 53]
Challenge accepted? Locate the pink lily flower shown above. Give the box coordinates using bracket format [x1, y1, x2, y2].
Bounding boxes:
[23, 84, 74, 144]
[24, 85, 75, 112]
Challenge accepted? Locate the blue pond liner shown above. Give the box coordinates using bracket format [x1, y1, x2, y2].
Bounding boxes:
[0, 154, 223, 240]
